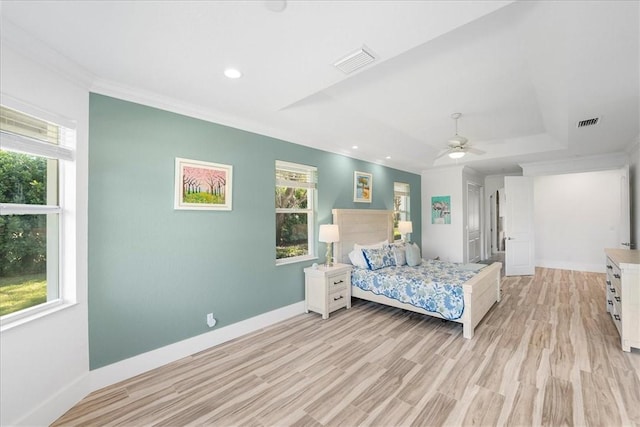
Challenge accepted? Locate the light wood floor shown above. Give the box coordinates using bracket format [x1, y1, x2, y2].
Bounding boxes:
[53, 267, 640, 426]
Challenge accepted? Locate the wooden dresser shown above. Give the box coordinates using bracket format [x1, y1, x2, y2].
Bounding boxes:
[604, 248, 640, 352]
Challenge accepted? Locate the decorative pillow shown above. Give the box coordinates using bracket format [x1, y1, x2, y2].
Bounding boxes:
[362, 247, 396, 270]
[405, 242, 422, 267]
[348, 249, 369, 269]
[349, 240, 389, 268]
[391, 244, 407, 266]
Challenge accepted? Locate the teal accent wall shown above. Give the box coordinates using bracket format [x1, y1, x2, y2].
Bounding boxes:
[88, 94, 421, 369]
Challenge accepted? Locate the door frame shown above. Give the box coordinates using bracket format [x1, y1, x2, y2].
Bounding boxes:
[466, 182, 484, 263]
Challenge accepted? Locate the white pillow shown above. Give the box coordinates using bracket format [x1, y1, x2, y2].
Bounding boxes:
[349, 240, 389, 268]
[348, 249, 369, 269]
[405, 242, 422, 267]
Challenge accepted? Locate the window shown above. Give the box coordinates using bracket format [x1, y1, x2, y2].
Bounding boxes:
[0, 105, 74, 321]
[275, 161, 317, 264]
[393, 182, 410, 241]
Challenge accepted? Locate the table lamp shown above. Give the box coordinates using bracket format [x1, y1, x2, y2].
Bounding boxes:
[398, 220, 413, 243]
[318, 224, 339, 267]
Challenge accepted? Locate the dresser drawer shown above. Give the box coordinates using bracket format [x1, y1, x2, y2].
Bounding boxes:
[612, 295, 622, 320]
[611, 302, 622, 336]
[606, 293, 614, 313]
[606, 278, 621, 303]
[609, 259, 621, 278]
[607, 257, 623, 293]
[329, 288, 348, 311]
[327, 272, 349, 292]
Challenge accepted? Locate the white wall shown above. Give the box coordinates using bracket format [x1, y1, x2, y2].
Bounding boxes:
[421, 166, 465, 262]
[523, 153, 635, 272]
[630, 142, 640, 249]
[533, 170, 622, 272]
[0, 43, 90, 425]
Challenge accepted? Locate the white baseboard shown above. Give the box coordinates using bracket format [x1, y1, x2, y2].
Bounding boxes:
[536, 259, 604, 273]
[14, 374, 91, 427]
[16, 301, 305, 426]
[90, 301, 305, 390]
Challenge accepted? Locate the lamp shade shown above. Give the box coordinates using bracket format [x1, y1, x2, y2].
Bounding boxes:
[318, 224, 340, 243]
[398, 221, 413, 234]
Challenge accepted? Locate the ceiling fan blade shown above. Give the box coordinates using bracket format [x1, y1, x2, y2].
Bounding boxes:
[434, 148, 450, 160]
[467, 147, 486, 155]
[434, 150, 450, 160]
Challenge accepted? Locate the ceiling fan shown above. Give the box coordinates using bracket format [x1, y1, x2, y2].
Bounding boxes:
[435, 113, 485, 160]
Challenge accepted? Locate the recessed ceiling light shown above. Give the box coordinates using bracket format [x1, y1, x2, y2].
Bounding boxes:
[385, 156, 391, 159]
[352, 145, 358, 149]
[224, 68, 242, 79]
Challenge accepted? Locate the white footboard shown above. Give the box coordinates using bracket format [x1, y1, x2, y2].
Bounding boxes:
[460, 262, 502, 338]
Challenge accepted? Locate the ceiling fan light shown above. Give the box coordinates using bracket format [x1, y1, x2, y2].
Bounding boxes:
[449, 150, 466, 159]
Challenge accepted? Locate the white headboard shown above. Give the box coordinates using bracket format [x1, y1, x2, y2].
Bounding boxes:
[332, 209, 394, 264]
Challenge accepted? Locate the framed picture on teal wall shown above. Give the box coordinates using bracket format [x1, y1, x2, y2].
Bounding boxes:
[431, 195, 450, 224]
[354, 171, 372, 203]
[174, 157, 233, 210]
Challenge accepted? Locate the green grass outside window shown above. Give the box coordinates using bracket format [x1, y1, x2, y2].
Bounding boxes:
[0, 274, 46, 316]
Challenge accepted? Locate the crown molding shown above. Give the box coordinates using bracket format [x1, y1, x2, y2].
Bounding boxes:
[521, 152, 630, 176]
[90, 78, 253, 133]
[1, 19, 95, 90]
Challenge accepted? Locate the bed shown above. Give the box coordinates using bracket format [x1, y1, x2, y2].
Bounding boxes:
[332, 208, 502, 339]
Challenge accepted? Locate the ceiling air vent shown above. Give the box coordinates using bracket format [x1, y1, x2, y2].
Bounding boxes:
[334, 47, 376, 74]
[577, 117, 600, 128]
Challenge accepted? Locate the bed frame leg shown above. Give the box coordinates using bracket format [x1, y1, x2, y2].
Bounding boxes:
[463, 324, 474, 339]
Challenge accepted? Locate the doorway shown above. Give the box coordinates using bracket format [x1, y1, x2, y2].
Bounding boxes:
[467, 183, 482, 263]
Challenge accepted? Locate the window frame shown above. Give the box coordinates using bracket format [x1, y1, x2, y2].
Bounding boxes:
[275, 160, 317, 265]
[0, 102, 76, 329]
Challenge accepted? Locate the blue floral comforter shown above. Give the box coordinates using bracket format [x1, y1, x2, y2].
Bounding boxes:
[351, 259, 486, 320]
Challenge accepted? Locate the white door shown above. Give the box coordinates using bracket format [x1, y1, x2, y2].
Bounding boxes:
[505, 176, 535, 276]
[620, 165, 632, 249]
[467, 183, 481, 262]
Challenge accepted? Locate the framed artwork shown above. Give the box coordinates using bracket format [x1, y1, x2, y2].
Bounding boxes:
[431, 195, 451, 224]
[354, 171, 373, 203]
[174, 157, 233, 210]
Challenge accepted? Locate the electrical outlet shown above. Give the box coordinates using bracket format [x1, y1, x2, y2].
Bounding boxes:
[206, 313, 216, 328]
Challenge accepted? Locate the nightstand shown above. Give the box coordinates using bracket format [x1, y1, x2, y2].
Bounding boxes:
[304, 263, 352, 319]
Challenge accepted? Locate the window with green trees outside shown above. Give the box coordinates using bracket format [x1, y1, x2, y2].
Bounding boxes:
[393, 182, 410, 241]
[275, 161, 317, 264]
[0, 105, 72, 318]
